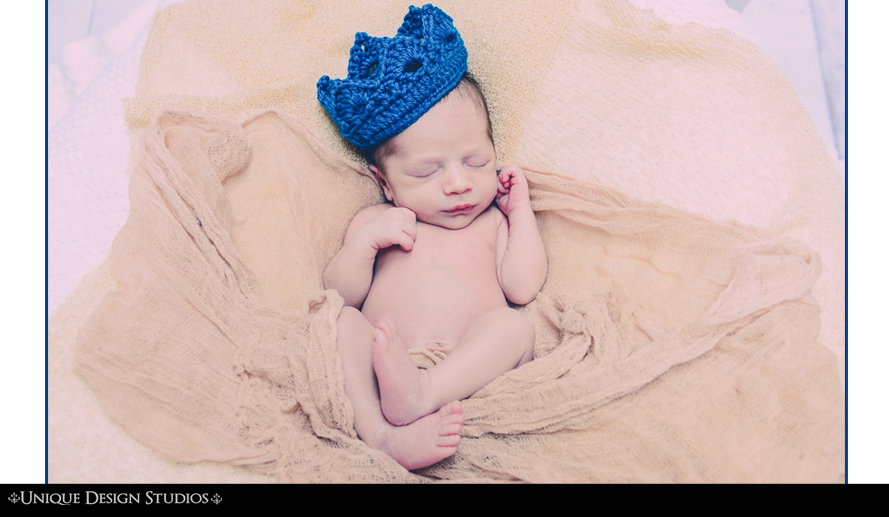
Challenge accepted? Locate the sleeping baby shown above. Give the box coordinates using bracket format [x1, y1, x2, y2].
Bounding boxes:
[317, 4, 547, 470]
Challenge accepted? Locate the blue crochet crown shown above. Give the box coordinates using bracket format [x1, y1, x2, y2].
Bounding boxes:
[317, 4, 468, 150]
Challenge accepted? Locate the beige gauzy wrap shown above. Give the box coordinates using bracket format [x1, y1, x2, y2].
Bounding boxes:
[69, 0, 845, 482]
[75, 108, 842, 483]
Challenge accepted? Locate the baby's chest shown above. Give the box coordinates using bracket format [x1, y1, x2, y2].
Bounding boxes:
[377, 220, 499, 279]
[365, 215, 508, 328]
[424, 222, 495, 261]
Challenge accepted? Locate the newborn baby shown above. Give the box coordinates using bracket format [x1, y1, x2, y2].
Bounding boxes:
[318, 5, 546, 470]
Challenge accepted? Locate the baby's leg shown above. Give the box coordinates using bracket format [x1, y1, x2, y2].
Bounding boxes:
[373, 307, 534, 426]
[335, 307, 464, 470]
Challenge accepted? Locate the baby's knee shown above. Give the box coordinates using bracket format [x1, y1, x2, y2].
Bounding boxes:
[336, 307, 374, 349]
[493, 308, 535, 359]
[337, 306, 363, 329]
[514, 312, 536, 362]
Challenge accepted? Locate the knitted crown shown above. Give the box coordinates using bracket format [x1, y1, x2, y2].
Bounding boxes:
[317, 4, 468, 150]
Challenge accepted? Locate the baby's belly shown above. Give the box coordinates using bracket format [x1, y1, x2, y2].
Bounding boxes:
[361, 232, 507, 349]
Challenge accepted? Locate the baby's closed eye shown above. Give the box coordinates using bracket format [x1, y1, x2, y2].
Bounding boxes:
[410, 167, 439, 178]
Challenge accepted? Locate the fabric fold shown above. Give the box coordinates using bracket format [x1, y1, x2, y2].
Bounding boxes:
[76, 108, 843, 482]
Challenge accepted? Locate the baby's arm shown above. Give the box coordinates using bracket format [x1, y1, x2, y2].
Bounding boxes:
[495, 165, 547, 305]
[323, 203, 417, 307]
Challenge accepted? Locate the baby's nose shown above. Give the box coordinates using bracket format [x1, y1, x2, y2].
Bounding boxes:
[443, 168, 472, 195]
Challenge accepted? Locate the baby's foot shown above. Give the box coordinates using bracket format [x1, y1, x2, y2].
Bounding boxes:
[372, 313, 435, 425]
[369, 400, 463, 471]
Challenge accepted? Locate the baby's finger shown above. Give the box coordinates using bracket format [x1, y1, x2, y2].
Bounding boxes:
[404, 222, 418, 242]
[396, 206, 417, 222]
[394, 208, 417, 233]
[398, 231, 415, 251]
[401, 218, 417, 246]
[496, 193, 509, 211]
[511, 169, 527, 187]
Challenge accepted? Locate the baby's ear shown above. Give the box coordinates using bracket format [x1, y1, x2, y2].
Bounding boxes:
[369, 164, 394, 202]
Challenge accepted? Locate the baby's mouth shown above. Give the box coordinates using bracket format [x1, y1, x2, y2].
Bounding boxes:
[445, 204, 475, 214]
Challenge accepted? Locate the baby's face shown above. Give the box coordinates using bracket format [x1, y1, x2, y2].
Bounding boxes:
[371, 92, 497, 230]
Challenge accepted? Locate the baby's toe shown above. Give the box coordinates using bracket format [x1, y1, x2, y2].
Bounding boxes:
[436, 433, 461, 447]
[439, 421, 463, 436]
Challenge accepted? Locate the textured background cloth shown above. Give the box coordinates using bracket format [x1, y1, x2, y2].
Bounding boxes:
[122, 0, 843, 371]
[75, 108, 841, 482]
[51, 0, 844, 482]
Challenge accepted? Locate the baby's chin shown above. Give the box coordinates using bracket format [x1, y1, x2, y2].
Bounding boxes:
[424, 216, 477, 230]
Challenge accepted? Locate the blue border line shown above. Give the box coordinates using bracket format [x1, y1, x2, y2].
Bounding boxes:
[44, 0, 49, 486]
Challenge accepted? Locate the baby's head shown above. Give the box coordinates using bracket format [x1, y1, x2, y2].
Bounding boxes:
[365, 73, 497, 229]
[363, 73, 493, 173]
[318, 4, 497, 229]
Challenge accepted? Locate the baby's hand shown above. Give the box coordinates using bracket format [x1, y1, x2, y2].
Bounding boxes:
[495, 165, 532, 217]
[358, 206, 417, 252]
